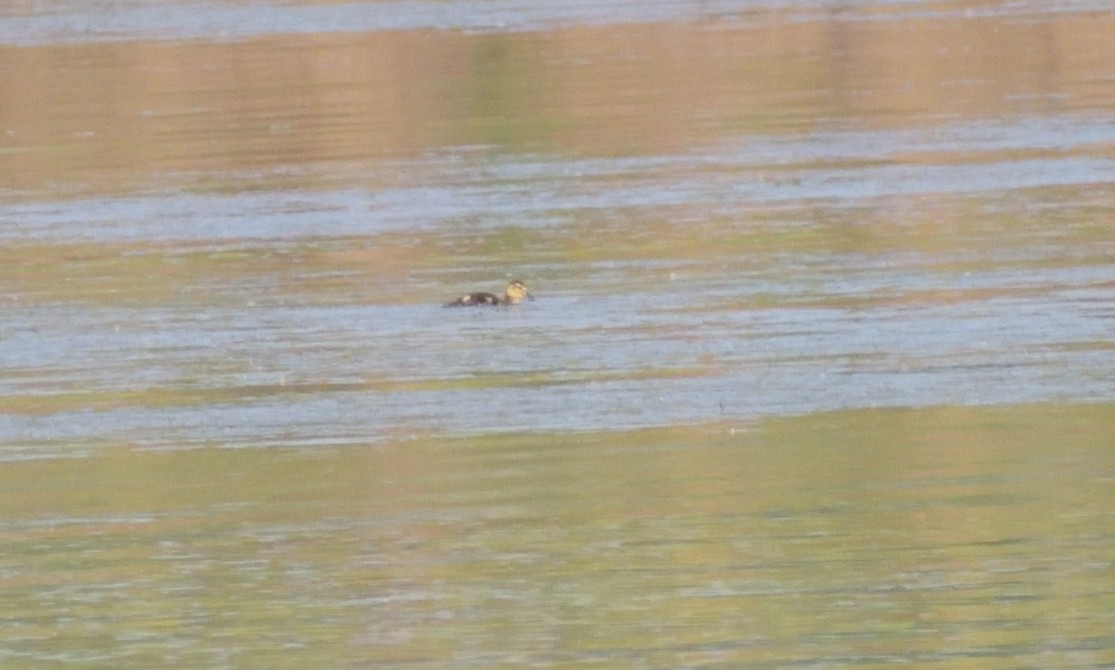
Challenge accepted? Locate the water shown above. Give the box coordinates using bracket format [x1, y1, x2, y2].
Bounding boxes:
[3, 135, 1114, 449]
[1, 0, 1114, 667]
[1, 407, 1112, 667]
[4, 0, 1109, 46]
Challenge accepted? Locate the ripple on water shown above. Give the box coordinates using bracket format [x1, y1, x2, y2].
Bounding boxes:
[2, 109, 1115, 452]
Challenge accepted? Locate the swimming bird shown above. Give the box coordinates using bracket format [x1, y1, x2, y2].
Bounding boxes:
[444, 280, 534, 307]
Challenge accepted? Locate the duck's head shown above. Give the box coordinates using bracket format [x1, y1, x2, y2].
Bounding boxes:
[505, 280, 534, 304]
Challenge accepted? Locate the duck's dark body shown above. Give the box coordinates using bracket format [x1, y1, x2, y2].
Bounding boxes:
[444, 281, 533, 307]
[445, 292, 502, 307]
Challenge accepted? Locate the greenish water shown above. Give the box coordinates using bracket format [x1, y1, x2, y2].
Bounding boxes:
[1, 405, 1112, 667]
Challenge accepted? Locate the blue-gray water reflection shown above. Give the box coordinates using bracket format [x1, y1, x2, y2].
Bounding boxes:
[6, 116, 1115, 240]
[6, 0, 1113, 45]
[2, 173, 1115, 454]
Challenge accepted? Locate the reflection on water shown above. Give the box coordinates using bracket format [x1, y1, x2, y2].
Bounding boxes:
[5, 0, 1111, 45]
[1, 406, 1113, 667]
[2, 133, 1114, 450]
[1, 0, 1115, 667]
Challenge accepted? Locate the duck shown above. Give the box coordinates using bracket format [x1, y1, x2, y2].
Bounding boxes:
[444, 280, 534, 307]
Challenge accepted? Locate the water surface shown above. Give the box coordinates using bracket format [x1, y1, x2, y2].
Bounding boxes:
[1, 0, 1114, 667]
[1, 405, 1112, 667]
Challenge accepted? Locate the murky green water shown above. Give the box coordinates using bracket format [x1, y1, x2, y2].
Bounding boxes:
[1, 406, 1113, 667]
[2, 0, 1114, 667]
